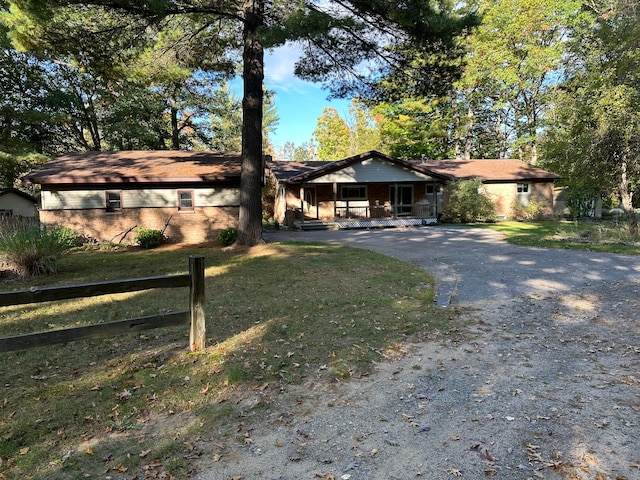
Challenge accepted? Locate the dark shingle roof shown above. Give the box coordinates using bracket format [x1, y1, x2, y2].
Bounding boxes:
[414, 159, 561, 182]
[266, 161, 329, 181]
[23, 151, 245, 185]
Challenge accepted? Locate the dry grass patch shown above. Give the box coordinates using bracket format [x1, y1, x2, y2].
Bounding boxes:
[0, 241, 447, 479]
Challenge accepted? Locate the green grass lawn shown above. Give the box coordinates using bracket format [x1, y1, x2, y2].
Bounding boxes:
[0, 242, 448, 479]
[482, 220, 640, 254]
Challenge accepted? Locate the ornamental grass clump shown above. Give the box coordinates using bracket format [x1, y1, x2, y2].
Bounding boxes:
[0, 225, 73, 276]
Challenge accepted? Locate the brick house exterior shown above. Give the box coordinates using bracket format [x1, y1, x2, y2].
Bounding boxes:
[22, 151, 248, 244]
[421, 158, 562, 219]
[268, 151, 561, 227]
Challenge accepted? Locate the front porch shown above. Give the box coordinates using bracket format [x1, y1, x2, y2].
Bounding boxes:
[292, 198, 440, 230]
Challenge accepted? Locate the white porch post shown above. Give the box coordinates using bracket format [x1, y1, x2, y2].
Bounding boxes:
[333, 182, 338, 220]
[299, 185, 304, 226]
[393, 183, 398, 218]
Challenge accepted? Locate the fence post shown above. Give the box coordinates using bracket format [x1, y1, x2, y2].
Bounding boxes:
[189, 255, 206, 351]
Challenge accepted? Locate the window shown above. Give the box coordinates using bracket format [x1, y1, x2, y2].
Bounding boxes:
[341, 185, 367, 200]
[106, 191, 122, 212]
[517, 183, 530, 194]
[178, 190, 194, 211]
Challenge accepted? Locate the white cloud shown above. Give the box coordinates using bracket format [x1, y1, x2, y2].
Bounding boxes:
[264, 43, 326, 95]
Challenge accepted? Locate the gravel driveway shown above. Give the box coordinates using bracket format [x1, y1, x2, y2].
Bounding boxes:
[266, 226, 640, 307]
[196, 226, 640, 480]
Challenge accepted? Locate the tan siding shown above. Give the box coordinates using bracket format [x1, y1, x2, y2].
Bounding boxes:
[41, 188, 240, 210]
[0, 195, 37, 217]
[42, 190, 104, 210]
[308, 158, 434, 184]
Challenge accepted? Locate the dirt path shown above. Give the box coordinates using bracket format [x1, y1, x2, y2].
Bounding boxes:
[194, 229, 640, 480]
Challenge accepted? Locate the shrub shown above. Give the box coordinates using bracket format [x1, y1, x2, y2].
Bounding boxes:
[0, 226, 72, 276]
[511, 199, 549, 221]
[135, 228, 164, 249]
[217, 228, 238, 246]
[441, 179, 496, 223]
[50, 226, 78, 248]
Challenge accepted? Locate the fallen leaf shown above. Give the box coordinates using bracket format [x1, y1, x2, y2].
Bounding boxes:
[445, 468, 462, 476]
[139, 449, 152, 458]
[481, 449, 496, 462]
[212, 454, 222, 462]
[314, 474, 335, 480]
[370, 448, 378, 457]
[19, 447, 29, 455]
[118, 389, 132, 401]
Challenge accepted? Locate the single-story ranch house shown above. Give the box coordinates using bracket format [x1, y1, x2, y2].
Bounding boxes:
[267, 151, 562, 228]
[22, 150, 249, 244]
[23, 149, 562, 243]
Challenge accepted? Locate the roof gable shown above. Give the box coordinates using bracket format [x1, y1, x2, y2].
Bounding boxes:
[268, 151, 449, 183]
[23, 151, 246, 185]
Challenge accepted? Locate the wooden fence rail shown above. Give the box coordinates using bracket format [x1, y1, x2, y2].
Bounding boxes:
[0, 255, 205, 353]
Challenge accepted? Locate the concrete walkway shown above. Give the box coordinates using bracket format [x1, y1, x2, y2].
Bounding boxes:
[265, 226, 640, 306]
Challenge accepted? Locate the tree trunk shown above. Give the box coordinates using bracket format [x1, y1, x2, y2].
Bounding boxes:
[451, 93, 461, 159]
[618, 158, 638, 237]
[170, 97, 179, 150]
[464, 104, 474, 160]
[236, 0, 265, 247]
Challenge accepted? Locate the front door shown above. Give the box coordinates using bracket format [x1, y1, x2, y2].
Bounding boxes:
[303, 187, 317, 218]
[390, 185, 413, 216]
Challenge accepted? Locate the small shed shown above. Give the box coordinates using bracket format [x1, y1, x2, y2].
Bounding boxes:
[0, 188, 38, 218]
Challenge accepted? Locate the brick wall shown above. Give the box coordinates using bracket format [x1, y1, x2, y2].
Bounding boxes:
[39, 207, 239, 244]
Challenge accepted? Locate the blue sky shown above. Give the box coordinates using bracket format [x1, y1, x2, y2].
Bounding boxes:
[233, 44, 353, 150]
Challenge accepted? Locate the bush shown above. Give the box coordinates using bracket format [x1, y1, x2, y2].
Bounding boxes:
[511, 199, 549, 221]
[135, 228, 164, 249]
[50, 226, 78, 248]
[217, 228, 238, 246]
[441, 179, 496, 223]
[0, 226, 72, 276]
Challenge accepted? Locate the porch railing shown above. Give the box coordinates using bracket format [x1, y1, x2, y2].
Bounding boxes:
[334, 203, 436, 219]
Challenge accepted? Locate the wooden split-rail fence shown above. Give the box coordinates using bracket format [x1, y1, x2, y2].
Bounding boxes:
[0, 255, 205, 353]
